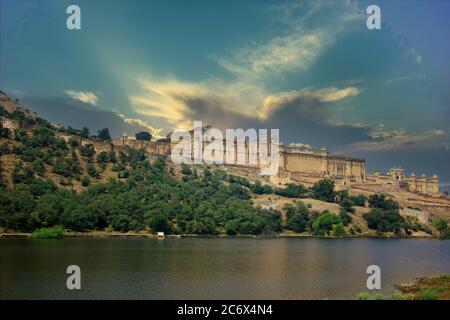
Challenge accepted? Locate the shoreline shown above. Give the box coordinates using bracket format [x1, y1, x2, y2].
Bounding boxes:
[358, 274, 450, 300]
[0, 231, 442, 240]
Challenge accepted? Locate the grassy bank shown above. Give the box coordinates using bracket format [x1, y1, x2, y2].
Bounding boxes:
[0, 229, 443, 239]
[357, 274, 450, 300]
[31, 226, 64, 239]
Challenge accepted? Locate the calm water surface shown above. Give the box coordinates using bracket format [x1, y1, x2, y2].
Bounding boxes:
[1, 238, 449, 299]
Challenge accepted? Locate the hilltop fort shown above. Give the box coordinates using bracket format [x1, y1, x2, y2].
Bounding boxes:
[1, 90, 450, 237]
[0, 90, 441, 198]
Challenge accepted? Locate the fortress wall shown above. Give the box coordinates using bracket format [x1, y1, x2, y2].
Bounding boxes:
[369, 172, 440, 197]
[349, 161, 366, 182]
[93, 141, 113, 153]
[289, 172, 324, 187]
[407, 177, 439, 197]
[353, 161, 366, 180]
[284, 153, 326, 175]
[91, 133, 370, 186]
[327, 157, 347, 177]
[113, 145, 127, 154]
[285, 152, 365, 183]
[326, 156, 366, 182]
[406, 178, 417, 193]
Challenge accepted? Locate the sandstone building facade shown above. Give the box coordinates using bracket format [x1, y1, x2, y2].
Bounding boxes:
[110, 133, 366, 186]
[280, 144, 366, 186]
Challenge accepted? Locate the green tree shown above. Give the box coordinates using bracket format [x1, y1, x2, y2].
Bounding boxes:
[110, 214, 131, 232]
[108, 151, 117, 163]
[274, 183, 307, 198]
[32, 158, 46, 176]
[339, 207, 352, 226]
[86, 163, 99, 178]
[147, 213, 171, 233]
[340, 197, 355, 213]
[81, 176, 91, 187]
[331, 223, 346, 237]
[0, 127, 10, 139]
[225, 220, 239, 235]
[97, 128, 111, 141]
[312, 179, 336, 202]
[80, 144, 95, 158]
[350, 194, 366, 207]
[68, 137, 79, 148]
[363, 209, 404, 234]
[284, 201, 309, 233]
[81, 127, 90, 138]
[112, 163, 125, 172]
[312, 211, 341, 236]
[0, 160, 5, 189]
[0, 142, 10, 155]
[433, 218, 448, 238]
[368, 194, 399, 211]
[96, 151, 108, 163]
[181, 164, 192, 175]
[135, 131, 152, 141]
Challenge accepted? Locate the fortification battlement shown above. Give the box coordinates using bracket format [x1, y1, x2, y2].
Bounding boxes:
[368, 167, 439, 197]
[7, 120, 441, 197]
[54, 131, 368, 185]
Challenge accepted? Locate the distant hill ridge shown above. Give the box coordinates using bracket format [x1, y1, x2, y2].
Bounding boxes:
[0, 91, 39, 120]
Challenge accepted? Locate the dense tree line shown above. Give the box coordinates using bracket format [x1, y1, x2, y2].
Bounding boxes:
[362, 194, 432, 235]
[0, 155, 284, 235]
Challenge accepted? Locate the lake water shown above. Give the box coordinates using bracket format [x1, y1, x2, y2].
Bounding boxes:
[1, 238, 449, 299]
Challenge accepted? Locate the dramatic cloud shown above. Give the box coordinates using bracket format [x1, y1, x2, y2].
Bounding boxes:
[348, 128, 448, 152]
[129, 78, 206, 128]
[129, 76, 361, 133]
[65, 90, 99, 106]
[217, 0, 364, 82]
[21, 96, 162, 138]
[117, 114, 164, 139]
[217, 31, 328, 81]
[259, 87, 360, 120]
[127, 0, 427, 143]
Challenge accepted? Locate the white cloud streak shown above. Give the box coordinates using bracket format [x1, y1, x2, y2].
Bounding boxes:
[65, 90, 99, 106]
[117, 113, 164, 138]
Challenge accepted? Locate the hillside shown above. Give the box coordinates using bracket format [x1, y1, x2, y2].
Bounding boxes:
[1, 92, 448, 238]
[0, 91, 39, 120]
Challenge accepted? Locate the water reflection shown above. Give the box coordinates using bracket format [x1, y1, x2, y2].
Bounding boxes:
[0, 238, 449, 299]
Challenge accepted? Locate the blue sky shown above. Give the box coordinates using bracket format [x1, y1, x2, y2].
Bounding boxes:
[1, 0, 449, 181]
